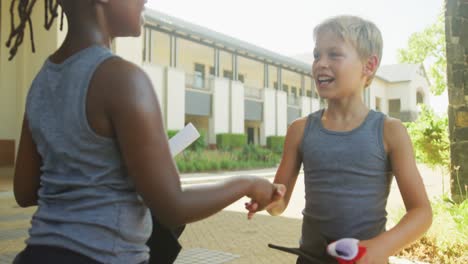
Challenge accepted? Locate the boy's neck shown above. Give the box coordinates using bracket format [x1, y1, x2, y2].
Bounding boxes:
[324, 98, 369, 121]
[50, 19, 112, 64]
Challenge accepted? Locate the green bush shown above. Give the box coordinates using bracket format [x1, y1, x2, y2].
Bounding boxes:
[167, 130, 178, 139]
[239, 144, 276, 163]
[174, 147, 281, 173]
[216, 133, 247, 150]
[404, 105, 450, 169]
[267, 136, 285, 153]
[189, 130, 206, 151]
[168, 129, 206, 152]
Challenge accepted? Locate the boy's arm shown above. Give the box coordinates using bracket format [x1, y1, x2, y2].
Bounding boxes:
[265, 118, 305, 216]
[101, 58, 282, 228]
[14, 115, 42, 207]
[358, 118, 432, 263]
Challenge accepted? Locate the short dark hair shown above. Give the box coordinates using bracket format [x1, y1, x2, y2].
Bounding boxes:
[6, 0, 64, 61]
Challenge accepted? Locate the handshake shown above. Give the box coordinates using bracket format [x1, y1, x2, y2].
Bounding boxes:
[243, 177, 286, 220]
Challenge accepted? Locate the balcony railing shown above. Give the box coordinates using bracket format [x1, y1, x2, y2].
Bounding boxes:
[244, 86, 263, 100]
[288, 95, 300, 106]
[185, 74, 212, 91]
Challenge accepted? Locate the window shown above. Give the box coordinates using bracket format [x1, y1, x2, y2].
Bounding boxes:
[388, 99, 401, 119]
[194, 63, 205, 89]
[307, 90, 312, 97]
[291, 86, 297, 97]
[417, 91, 424, 105]
[223, 70, 233, 80]
[247, 127, 255, 145]
[209, 66, 215, 76]
[375, 97, 381, 111]
[283, 84, 289, 93]
[238, 74, 245, 83]
[273, 81, 278, 89]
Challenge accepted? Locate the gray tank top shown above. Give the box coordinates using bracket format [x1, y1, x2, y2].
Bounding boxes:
[25, 45, 152, 264]
[298, 109, 392, 262]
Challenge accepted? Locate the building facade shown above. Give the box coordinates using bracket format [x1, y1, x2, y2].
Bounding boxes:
[370, 64, 430, 122]
[0, 7, 430, 170]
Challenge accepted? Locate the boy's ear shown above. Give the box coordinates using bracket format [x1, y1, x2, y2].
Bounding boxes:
[363, 55, 379, 77]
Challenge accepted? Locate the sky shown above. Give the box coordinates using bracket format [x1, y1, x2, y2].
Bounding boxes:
[147, 0, 447, 113]
[147, 0, 444, 65]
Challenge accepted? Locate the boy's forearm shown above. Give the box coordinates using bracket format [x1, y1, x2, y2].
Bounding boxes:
[374, 206, 432, 256]
[162, 176, 254, 227]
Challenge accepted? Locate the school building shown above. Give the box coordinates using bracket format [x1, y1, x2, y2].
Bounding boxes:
[0, 6, 430, 170]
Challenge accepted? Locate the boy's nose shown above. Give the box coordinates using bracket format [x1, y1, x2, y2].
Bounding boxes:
[314, 58, 329, 69]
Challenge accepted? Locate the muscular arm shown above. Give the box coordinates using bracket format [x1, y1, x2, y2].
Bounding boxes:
[359, 118, 432, 262]
[98, 59, 277, 228]
[13, 116, 42, 207]
[267, 118, 305, 216]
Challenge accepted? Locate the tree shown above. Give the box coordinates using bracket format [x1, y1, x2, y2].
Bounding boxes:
[405, 105, 450, 169]
[398, 14, 447, 96]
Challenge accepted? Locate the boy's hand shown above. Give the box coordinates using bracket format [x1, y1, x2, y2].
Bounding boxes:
[355, 239, 389, 264]
[245, 180, 285, 219]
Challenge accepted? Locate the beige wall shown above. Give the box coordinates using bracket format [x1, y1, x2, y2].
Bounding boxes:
[177, 38, 214, 76]
[369, 78, 388, 113]
[305, 75, 315, 97]
[0, 3, 63, 161]
[267, 65, 278, 89]
[282, 69, 302, 96]
[115, 35, 143, 65]
[146, 29, 171, 66]
[186, 115, 209, 134]
[219, 50, 233, 79]
[237, 55, 263, 88]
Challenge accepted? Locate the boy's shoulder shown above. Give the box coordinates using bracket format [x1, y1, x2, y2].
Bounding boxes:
[89, 56, 156, 110]
[97, 57, 148, 81]
[383, 116, 405, 131]
[93, 57, 152, 93]
[383, 115, 410, 151]
[288, 110, 323, 133]
[289, 116, 308, 130]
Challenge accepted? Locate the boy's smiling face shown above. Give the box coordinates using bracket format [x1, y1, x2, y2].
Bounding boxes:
[312, 30, 368, 100]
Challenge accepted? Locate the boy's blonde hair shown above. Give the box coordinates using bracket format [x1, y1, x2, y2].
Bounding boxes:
[314, 15, 383, 87]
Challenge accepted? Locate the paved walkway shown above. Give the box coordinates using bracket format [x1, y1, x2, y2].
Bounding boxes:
[0, 164, 445, 263]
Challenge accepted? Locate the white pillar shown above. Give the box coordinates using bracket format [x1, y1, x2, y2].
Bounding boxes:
[230, 81, 245, 134]
[262, 88, 277, 145]
[209, 78, 230, 144]
[311, 98, 321, 112]
[166, 67, 185, 130]
[114, 36, 143, 65]
[301, 96, 312, 117]
[142, 63, 166, 125]
[276, 90, 287, 136]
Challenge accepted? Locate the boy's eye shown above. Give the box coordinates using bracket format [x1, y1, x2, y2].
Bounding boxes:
[329, 52, 341, 58]
[313, 53, 320, 60]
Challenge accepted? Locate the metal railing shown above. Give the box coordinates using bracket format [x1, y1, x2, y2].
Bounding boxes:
[244, 86, 263, 100]
[185, 74, 212, 91]
[287, 95, 300, 106]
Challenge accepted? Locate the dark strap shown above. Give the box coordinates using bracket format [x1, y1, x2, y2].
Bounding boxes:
[268, 244, 324, 264]
[146, 215, 186, 264]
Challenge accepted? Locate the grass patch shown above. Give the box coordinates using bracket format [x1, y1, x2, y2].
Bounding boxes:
[175, 145, 281, 173]
[390, 197, 468, 263]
